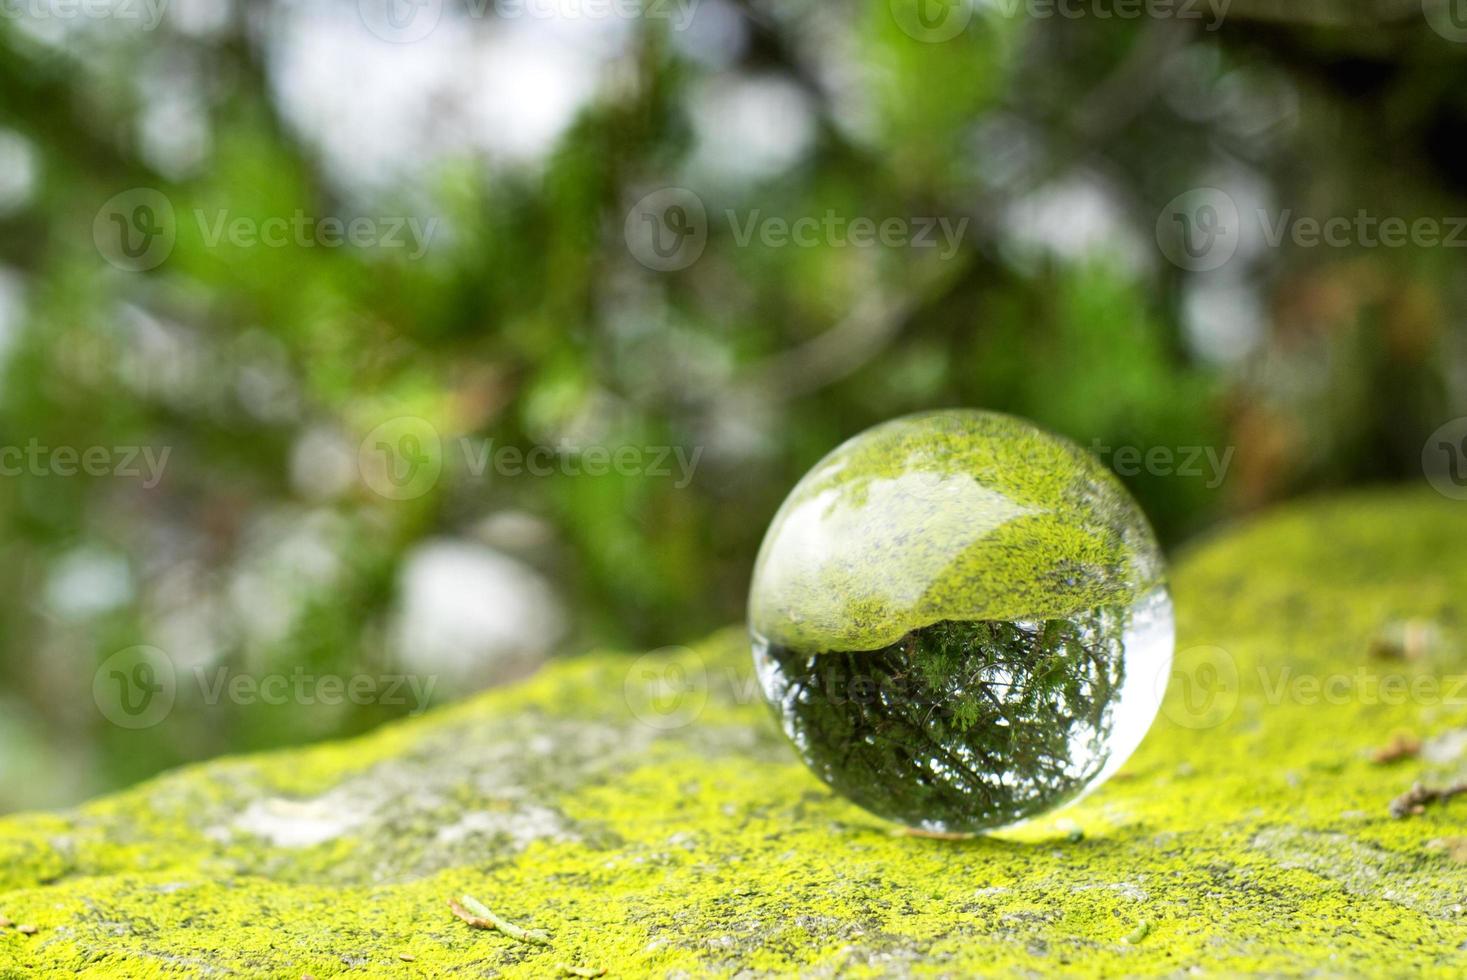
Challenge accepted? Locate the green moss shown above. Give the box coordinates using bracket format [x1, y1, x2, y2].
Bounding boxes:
[747, 410, 1163, 651]
[2, 490, 1467, 976]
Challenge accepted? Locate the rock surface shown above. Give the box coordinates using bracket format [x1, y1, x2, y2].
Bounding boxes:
[2, 491, 1467, 977]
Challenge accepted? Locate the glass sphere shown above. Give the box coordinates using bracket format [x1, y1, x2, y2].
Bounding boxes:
[748, 410, 1173, 834]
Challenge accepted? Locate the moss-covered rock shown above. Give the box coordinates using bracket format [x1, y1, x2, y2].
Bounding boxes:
[2, 490, 1467, 977]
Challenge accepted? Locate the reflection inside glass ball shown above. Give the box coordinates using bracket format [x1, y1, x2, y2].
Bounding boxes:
[748, 410, 1173, 834]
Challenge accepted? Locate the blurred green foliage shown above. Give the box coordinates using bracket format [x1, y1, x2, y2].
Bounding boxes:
[0, 0, 1463, 811]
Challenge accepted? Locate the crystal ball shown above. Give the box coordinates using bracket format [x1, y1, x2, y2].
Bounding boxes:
[748, 410, 1173, 833]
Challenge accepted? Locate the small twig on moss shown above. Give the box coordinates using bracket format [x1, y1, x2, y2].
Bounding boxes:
[1371, 733, 1421, 764]
[448, 895, 552, 946]
[559, 964, 607, 978]
[1390, 781, 1467, 818]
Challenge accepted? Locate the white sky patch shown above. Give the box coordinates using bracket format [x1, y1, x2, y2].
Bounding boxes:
[1003, 173, 1149, 276]
[390, 539, 565, 686]
[670, 0, 749, 69]
[46, 546, 135, 619]
[1182, 275, 1264, 365]
[265, 3, 614, 192]
[168, 0, 234, 38]
[138, 59, 213, 178]
[0, 130, 37, 215]
[688, 74, 816, 186]
[0, 268, 25, 393]
[289, 425, 358, 501]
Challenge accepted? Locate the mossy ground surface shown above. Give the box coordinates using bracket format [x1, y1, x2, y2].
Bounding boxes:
[3, 490, 1467, 977]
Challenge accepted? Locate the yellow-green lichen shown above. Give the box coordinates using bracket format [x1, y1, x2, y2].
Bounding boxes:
[747, 410, 1164, 651]
[0, 490, 1465, 976]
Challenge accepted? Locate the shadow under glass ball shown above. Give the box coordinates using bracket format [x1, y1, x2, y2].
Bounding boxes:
[754, 610, 1128, 834]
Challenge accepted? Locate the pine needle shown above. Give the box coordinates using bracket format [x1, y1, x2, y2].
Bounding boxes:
[447, 895, 552, 946]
